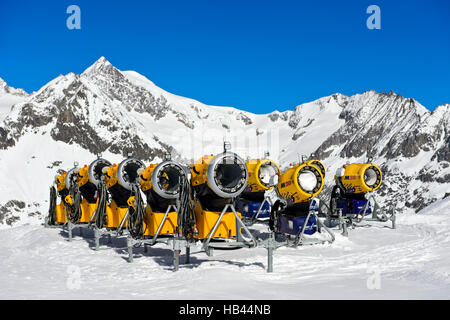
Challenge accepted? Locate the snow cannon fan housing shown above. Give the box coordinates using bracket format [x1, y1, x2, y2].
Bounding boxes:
[335, 163, 382, 194]
[75, 158, 112, 204]
[103, 158, 146, 208]
[140, 160, 186, 211]
[277, 162, 324, 206]
[64, 166, 78, 192]
[191, 150, 249, 239]
[191, 152, 248, 200]
[245, 159, 280, 194]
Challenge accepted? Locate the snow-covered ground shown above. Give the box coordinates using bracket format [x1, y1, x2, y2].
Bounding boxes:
[0, 197, 449, 299]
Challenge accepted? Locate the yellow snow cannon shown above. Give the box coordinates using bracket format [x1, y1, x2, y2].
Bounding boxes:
[329, 162, 394, 230]
[246, 159, 280, 193]
[74, 158, 112, 226]
[138, 160, 188, 237]
[334, 163, 382, 194]
[103, 157, 146, 230]
[47, 170, 69, 225]
[190, 143, 256, 252]
[236, 158, 280, 222]
[277, 161, 324, 206]
[267, 160, 330, 241]
[62, 164, 87, 224]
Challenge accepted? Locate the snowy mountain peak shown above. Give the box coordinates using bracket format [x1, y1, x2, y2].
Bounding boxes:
[82, 56, 115, 77]
[0, 78, 28, 97]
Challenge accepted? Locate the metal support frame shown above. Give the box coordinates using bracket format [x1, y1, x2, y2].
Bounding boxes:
[64, 220, 93, 241]
[91, 226, 124, 251]
[258, 232, 285, 273]
[126, 204, 192, 271]
[243, 197, 272, 226]
[327, 193, 396, 236]
[258, 207, 335, 272]
[202, 203, 257, 251]
[287, 209, 335, 247]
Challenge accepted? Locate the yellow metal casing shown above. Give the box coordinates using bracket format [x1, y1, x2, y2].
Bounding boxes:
[105, 200, 129, 229]
[76, 165, 90, 188]
[193, 201, 240, 240]
[246, 159, 280, 193]
[143, 205, 178, 236]
[139, 164, 157, 192]
[336, 163, 382, 194]
[56, 172, 67, 192]
[55, 203, 67, 223]
[79, 198, 97, 223]
[277, 162, 324, 205]
[190, 155, 214, 187]
[104, 164, 119, 189]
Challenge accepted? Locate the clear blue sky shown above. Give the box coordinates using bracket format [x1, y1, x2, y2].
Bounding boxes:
[0, 0, 449, 113]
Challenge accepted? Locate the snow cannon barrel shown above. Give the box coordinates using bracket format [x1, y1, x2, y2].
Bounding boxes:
[245, 159, 280, 193]
[140, 160, 186, 200]
[277, 162, 324, 205]
[88, 158, 112, 187]
[103, 157, 145, 207]
[335, 163, 382, 194]
[75, 158, 112, 203]
[191, 152, 248, 199]
[64, 165, 78, 191]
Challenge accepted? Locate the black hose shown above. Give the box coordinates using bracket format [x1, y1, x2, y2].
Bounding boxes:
[48, 186, 57, 225]
[127, 185, 147, 240]
[178, 173, 195, 239]
[94, 182, 108, 229]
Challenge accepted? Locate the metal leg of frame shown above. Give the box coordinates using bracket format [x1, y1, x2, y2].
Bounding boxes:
[151, 205, 174, 245]
[68, 221, 73, 242]
[206, 247, 214, 257]
[230, 205, 257, 248]
[94, 227, 100, 251]
[293, 210, 314, 246]
[317, 217, 335, 243]
[174, 249, 180, 271]
[252, 198, 269, 222]
[117, 209, 130, 235]
[338, 209, 343, 230]
[342, 219, 348, 237]
[267, 246, 274, 273]
[127, 236, 134, 263]
[202, 205, 229, 250]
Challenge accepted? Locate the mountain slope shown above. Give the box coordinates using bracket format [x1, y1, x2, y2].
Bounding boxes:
[0, 57, 448, 226]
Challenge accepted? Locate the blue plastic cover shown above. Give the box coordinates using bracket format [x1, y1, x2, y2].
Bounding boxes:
[236, 199, 270, 218]
[337, 200, 372, 215]
[277, 214, 317, 235]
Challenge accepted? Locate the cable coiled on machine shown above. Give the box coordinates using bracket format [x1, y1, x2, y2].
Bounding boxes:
[177, 171, 195, 239]
[66, 185, 82, 223]
[94, 181, 108, 229]
[127, 185, 147, 240]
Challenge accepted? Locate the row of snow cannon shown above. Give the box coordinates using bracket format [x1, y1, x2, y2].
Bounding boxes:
[46, 144, 390, 272]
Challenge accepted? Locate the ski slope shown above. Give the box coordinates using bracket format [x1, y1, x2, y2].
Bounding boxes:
[0, 197, 449, 299]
